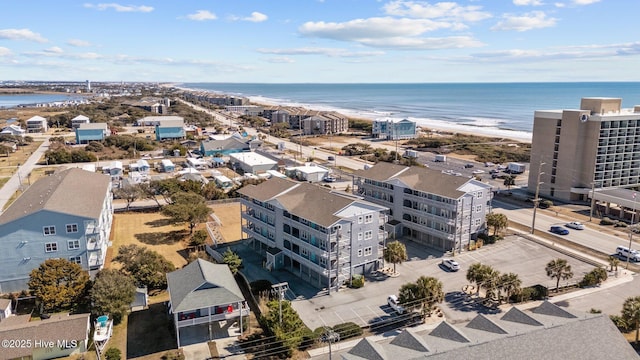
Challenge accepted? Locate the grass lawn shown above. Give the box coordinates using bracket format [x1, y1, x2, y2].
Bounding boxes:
[210, 202, 242, 244]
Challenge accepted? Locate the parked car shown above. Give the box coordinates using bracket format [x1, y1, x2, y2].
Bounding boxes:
[441, 258, 460, 272]
[328, 156, 335, 161]
[464, 163, 474, 168]
[387, 295, 405, 314]
[616, 246, 640, 261]
[565, 221, 585, 230]
[549, 225, 569, 235]
[324, 176, 336, 183]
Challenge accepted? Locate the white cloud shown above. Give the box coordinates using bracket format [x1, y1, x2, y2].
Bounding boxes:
[67, 39, 92, 47]
[265, 57, 295, 63]
[83, 3, 153, 12]
[0, 47, 12, 56]
[186, 10, 217, 21]
[44, 47, 64, 54]
[257, 47, 385, 58]
[491, 11, 557, 31]
[0, 28, 47, 43]
[382, 0, 492, 22]
[572, 0, 600, 5]
[513, 0, 543, 5]
[245, 12, 268, 23]
[554, 2, 566, 7]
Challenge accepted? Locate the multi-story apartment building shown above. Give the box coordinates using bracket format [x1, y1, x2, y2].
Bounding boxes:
[301, 112, 349, 135]
[238, 178, 389, 293]
[529, 97, 640, 202]
[353, 163, 492, 252]
[0, 168, 113, 293]
[372, 119, 417, 140]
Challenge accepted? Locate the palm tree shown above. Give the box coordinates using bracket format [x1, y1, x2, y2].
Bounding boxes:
[486, 213, 508, 237]
[415, 276, 444, 316]
[545, 258, 574, 292]
[466, 263, 485, 296]
[622, 296, 640, 345]
[384, 241, 407, 274]
[499, 272, 522, 304]
[481, 268, 501, 301]
[503, 175, 516, 191]
[609, 256, 621, 272]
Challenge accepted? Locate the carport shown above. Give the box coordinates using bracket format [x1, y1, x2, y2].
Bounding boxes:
[590, 187, 640, 221]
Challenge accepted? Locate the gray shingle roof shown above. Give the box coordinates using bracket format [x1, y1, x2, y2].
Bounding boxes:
[500, 307, 543, 326]
[347, 338, 387, 360]
[389, 329, 430, 352]
[353, 163, 470, 199]
[465, 314, 508, 334]
[429, 321, 470, 343]
[201, 138, 250, 152]
[275, 183, 355, 227]
[0, 168, 111, 225]
[237, 177, 298, 202]
[532, 300, 577, 319]
[0, 313, 89, 359]
[167, 259, 245, 313]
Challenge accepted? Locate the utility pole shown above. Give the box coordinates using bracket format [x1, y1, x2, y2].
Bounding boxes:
[589, 181, 599, 222]
[530, 162, 546, 234]
[321, 326, 339, 360]
[270, 282, 289, 325]
[628, 194, 637, 270]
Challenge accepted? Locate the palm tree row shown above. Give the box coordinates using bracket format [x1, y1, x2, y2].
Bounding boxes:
[466, 263, 522, 304]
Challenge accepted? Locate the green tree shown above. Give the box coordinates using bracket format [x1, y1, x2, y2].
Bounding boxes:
[104, 348, 122, 360]
[486, 213, 508, 237]
[222, 248, 242, 275]
[545, 258, 574, 292]
[503, 175, 516, 190]
[609, 256, 621, 272]
[114, 245, 175, 289]
[91, 269, 136, 325]
[498, 272, 522, 304]
[113, 186, 141, 211]
[136, 182, 162, 208]
[466, 262, 487, 296]
[190, 229, 208, 247]
[261, 300, 308, 356]
[622, 296, 640, 345]
[398, 276, 445, 317]
[384, 240, 407, 274]
[161, 192, 212, 234]
[28, 259, 90, 312]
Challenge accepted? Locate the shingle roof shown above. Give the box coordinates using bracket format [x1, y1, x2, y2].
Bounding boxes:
[0, 168, 111, 225]
[274, 183, 355, 227]
[500, 306, 543, 326]
[167, 259, 245, 313]
[0, 313, 89, 359]
[201, 138, 249, 152]
[532, 300, 577, 319]
[353, 163, 470, 199]
[237, 177, 298, 202]
[340, 304, 639, 360]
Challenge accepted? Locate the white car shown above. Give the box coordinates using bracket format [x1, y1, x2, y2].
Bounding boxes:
[387, 295, 405, 314]
[565, 221, 585, 230]
[441, 258, 460, 272]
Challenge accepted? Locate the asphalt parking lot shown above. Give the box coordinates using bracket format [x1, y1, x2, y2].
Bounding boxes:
[290, 235, 597, 331]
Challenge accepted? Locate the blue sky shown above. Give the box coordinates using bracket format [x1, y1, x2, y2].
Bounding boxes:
[0, 0, 637, 83]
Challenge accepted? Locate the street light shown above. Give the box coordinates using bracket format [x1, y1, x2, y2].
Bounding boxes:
[530, 162, 546, 234]
[589, 181, 601, 222]
[627, 193, 638, 270]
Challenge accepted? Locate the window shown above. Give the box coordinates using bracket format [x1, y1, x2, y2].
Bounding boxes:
[358, 216, 363, 224]
[66, 224, 78, 233]
[68, 240, 80, 250]
[43, 226, 56, 236]
[45, 242, 58, 253]
[358, 232, 363, 241]
[475, 219, 481, 226]
[476, 192, 483, 199]
[364, 230, 373, 240]
[320, 257, 327, 267]
[364, 214, 373, 224]
[69, 256, 82, 265]
[301, 248, 309, 257]
[357, 249, 363, 257]
[364, 247, 372, 256]
[475, 205, 482, 213]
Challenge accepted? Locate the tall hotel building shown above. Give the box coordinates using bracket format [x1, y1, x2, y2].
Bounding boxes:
[238, 178, 388, 293]
[529, 98, 640, 202]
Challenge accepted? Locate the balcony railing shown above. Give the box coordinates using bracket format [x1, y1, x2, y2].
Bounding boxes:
[177, 308, 250, 328]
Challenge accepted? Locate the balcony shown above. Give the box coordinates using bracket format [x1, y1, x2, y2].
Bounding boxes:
[176, 307, 250, 328]
[86, 237, 105, 251]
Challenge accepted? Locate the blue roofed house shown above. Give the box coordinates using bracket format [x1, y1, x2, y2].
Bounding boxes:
[0, 168, 113, 293]
[75, 123, 109, 144]
[167, 259, 249, 347]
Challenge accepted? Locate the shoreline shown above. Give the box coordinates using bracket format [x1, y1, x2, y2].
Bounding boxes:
[174, 85, 532, 144]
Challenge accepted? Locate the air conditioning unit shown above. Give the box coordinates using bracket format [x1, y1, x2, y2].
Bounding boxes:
[580, 114, 590, 122]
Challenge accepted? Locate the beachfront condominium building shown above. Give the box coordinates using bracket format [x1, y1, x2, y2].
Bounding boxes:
[0, 168, 113, 293]
[353, 163, 492, 252]
[238, 178, 389, 293]
[528, 97, 640, 202]
[372, 119, 417, 140]
[301, 112, 349, 135]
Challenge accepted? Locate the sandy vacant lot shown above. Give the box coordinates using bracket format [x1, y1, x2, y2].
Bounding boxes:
[210, 202, 242, 244]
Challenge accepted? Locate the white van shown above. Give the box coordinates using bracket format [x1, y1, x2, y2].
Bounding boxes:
[616, 246, 640, 261]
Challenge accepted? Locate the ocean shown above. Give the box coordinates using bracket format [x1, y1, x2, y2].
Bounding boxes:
[180, 82, 640, 142]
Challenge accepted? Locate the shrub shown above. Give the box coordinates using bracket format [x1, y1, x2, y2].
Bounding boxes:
[515, 284, 548, 302]
[477, 233, 489, 242]
[161, 350, 185, 360]
[614, 221, 628, 228]
[104, 348, 122, 360]
[579, 267, 608, 288]
[600, 217, 615, 226]
[351, 274, 365, 288]
[332, 322, 362, 341]
[539, 199, 553, 209]
[589, 308, 602, 314]
[610, 315, 630, 332]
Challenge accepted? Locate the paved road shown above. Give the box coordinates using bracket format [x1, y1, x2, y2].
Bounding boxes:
[0, 138, 50, 213]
